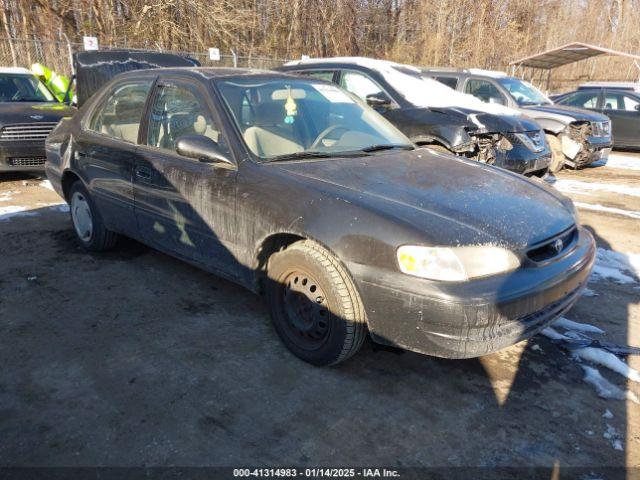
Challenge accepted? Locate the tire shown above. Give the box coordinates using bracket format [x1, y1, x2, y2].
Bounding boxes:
[547, 134, 566, 173]
[266, 240, 367, 366]
[68, 180, 119, 251]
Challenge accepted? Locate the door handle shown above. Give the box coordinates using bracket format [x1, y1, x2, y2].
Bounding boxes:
[135, 166, 152, 180]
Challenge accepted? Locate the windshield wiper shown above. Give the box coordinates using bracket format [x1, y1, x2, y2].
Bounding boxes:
[262, 151, 337, 163]
[360, 144, 414, 153]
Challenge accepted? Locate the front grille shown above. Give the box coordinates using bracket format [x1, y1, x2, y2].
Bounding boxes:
[7, 156, 46, 166]
[590, 120, 610, 137]
[0, 122, 57, 141]
[527, 226, 577, 263]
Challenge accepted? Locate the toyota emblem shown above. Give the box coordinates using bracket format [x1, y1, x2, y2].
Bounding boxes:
[30, 114, 44, 120]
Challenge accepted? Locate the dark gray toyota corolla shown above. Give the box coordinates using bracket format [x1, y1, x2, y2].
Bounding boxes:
[45, 67, 596, 366]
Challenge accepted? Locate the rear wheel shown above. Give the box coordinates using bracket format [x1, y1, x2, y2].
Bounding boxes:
[68, 180, 118, 251]
[266, 240, 367, 366]
[547, 134, 566, 173]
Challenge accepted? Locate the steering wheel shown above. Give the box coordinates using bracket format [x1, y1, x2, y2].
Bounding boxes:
[309, 125, 349, 150]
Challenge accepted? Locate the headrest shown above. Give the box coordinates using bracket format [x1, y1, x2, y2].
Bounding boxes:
[254, 102, 286, 126]
[193, 114, 207, 134]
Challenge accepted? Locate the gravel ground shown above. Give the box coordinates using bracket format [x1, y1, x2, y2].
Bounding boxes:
[0, 153, 639, 475]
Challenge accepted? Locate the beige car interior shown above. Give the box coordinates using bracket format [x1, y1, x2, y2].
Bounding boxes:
[153, 112, 221, 149]
[242, 103, 304, 157]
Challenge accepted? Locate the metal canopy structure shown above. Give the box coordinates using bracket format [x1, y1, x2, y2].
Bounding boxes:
[509, 42, 640, 90]
[509, 42, 640, 70]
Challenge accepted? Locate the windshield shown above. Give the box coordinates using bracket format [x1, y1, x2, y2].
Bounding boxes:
[215, 76, 411, 160]
[497, 77, 551, 106]
[0, 73, 56, 103]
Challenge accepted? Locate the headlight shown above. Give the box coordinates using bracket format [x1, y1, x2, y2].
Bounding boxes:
[397, 245, 521, 281]
[513, 130, 546, 153]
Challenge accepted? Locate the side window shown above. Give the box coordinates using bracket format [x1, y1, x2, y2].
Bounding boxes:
[88, 81, 152, 143]
[464, 79, 505, 104]
[603, 92, 639, 111]
[146, 82, 229, 154]
[622, 94, 640, 111]
[339, 71, 384, 101]
[563, 91, 599, 109]
[297, 70, 335, 82]
[435, 76, 459, 89]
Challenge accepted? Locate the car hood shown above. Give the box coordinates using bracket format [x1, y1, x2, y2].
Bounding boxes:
[277, 149, 574, 248]
[522, 103, 609, 123]
[0, 102, 75, 125]
[401, 106, 541, 133]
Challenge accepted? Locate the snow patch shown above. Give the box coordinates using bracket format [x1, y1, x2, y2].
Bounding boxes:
[0, 203, 67, 221]
[554, 317, 604, 334]
[574, 201, 640, 220]
[553, 178, 640, 198]
[540, 326, 570, 341]
[603, 409, 614, 419]
[581, 366, 639, 404]
[592, 154, 640, 171]
[573, 347, 640, 382]
[603, 423, 624, 451]
[591, 248, 640, 284]
[581, 288, 599, 297]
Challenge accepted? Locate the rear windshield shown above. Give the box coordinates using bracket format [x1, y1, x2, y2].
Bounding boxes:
[0, 73, 56, 102]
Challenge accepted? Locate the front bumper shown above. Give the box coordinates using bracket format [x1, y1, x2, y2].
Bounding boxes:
[571, 136, 612, 168]
[0, 141, 47, 172]
[494, 143, 551, 177]
[348, 227, 596, 358]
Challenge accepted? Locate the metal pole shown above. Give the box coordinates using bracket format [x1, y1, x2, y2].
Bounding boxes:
[231, 49, 237, 68]
[61, 32, 74, 75]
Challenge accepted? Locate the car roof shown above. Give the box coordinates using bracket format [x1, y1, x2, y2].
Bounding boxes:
[421, 68, 508, 78]
[578, 81, 640, 91]
[0, 67, 33, 75]
[114, 66, 298, 80]
[281, 56, 423, 74]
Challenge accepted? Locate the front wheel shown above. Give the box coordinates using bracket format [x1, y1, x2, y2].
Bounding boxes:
[68, 180, 119, 251]
[266, 240, 367, 366]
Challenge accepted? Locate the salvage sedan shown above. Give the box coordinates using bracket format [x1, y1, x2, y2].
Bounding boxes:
[45, 68, 595, 366]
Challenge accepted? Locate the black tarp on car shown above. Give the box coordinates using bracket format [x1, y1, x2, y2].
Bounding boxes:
[74, 50, 200, 107]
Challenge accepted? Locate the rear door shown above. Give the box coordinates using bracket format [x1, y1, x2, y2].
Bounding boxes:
[133, 75, 238, 274]
[601, 90, 640, 147]
[76, 78, 154, 235]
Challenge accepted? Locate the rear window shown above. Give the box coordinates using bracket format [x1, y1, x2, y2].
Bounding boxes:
[87, 81, 152, 143]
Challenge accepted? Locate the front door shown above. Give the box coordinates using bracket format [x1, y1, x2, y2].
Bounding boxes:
[601, 90, 640, 147]
[133, 77, 238, 275]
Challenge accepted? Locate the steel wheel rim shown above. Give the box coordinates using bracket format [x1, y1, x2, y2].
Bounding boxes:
[71, 191, 93, 242]
[279, 270, 331, 351]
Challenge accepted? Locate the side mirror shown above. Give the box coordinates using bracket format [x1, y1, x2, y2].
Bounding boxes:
[175, 134, 233, 166]
[366, 92, 392, 110]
